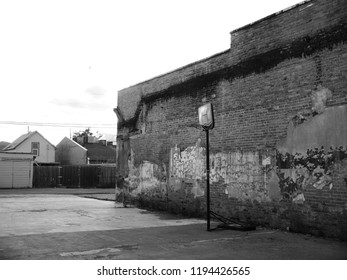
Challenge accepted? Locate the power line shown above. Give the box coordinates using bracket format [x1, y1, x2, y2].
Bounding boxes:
[0, 121, 116, 128]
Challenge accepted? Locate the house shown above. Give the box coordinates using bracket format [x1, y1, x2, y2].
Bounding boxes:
[3, 131, 56, 164]
[115, 0, 347, 240]
[57, 134, 117, 165]
[0, 151, 34, 188]
[83, 142, 117, 164]
[55, 137, 88, 165]
[98, 133, 117, 146]
[72, 134, 117, 164]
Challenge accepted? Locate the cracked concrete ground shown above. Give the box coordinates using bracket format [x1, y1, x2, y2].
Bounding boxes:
[0, 188, 346, 260]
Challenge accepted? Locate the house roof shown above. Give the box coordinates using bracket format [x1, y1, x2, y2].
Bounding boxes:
[0, 151, 35, 160]
[84, 143, 116, 162]
[0, 141, 10, 150]
[3, 131, 55, 151]
[98, 133, 117, 143]
[57, 137, 88, 151]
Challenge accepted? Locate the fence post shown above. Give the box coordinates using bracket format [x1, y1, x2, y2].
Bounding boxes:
[78, 166, 81, 188]
[98, 166, 102, 188]
[58, 166, 62, 187]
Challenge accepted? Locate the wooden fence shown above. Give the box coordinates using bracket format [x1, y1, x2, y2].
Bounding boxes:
[33, 166, 61, 188]
[33, 165, 117, 188]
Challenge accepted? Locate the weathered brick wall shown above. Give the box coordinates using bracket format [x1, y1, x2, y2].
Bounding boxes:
[117, 0, 347, 240]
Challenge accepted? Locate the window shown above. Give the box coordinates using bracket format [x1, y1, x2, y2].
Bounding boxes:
[31, 142, 40, 156]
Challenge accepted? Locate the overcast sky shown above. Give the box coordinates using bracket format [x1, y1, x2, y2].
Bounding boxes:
[0, 0, 302, 145]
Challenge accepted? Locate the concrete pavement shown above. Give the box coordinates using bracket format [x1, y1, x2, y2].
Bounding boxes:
[0, 188, 346, 260]
[0, 193, 204, 236]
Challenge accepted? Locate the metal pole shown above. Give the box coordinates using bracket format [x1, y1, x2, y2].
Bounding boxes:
[206, 128, 211, 231]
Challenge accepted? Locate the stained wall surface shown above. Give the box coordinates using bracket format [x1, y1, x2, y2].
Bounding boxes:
[117, 0, 347, 239]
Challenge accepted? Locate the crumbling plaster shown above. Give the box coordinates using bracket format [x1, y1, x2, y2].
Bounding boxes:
[122, 103, 347, 207]
[276, 102, 347, 203]
[169, 140, 277, 203]
[126, 150, 167, 198]
[279, 104, 347, 155]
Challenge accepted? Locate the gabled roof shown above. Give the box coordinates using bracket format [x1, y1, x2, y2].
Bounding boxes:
[3, 131, 55, 151]
[0, 141, 10, 150]
[98, 133, 117, 143]
[57, 137, 87, 151]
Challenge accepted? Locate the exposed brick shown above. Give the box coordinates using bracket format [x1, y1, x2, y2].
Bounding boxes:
[117, 0, 347, 240]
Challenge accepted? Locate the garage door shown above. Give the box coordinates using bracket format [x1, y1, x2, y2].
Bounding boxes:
[0, 159, 32, 188]
[0, 160, 12, 188]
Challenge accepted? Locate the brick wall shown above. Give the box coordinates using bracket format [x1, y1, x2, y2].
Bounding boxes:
[117, 0, 347, 240]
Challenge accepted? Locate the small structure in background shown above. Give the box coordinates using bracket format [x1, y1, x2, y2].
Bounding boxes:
[58, 129, 117, 165]
[67, 128, 117, 165]
[0, 130, 56, 188]
[55, 137, 88, 165]
[2, 131, 56, 165]
[0, 151, 34, 188]
[83, 142, 117, 164]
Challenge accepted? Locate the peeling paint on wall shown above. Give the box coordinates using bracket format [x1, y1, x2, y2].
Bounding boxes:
[116, 135, 131, 178]
[191, 180, 205, 198]
[169, 141, 270, 202]
[136, 161, 166, 194]
[276, 104, 347, 203]
[210, 152, 262, 185]
[311, 85, 332, 115]
[277, 146, 347, 202]
[126, 149, 167, 198]
[169, 140, 205, 198]
[291, 86, 332, 126]
[267, 169, 282, 200]
[278, 105, 347, 155]
[170, 140, 205, 180]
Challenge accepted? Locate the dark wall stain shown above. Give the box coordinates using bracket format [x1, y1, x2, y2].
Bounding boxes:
[276, 146, 347, 200]
[116, 136, 131, 177]
[314, 55, 322, 86]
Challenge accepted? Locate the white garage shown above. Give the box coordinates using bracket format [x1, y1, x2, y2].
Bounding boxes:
[0, 152, 34, 188]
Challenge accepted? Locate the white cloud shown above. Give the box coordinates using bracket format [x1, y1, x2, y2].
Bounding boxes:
[85, 86, 106, 99]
